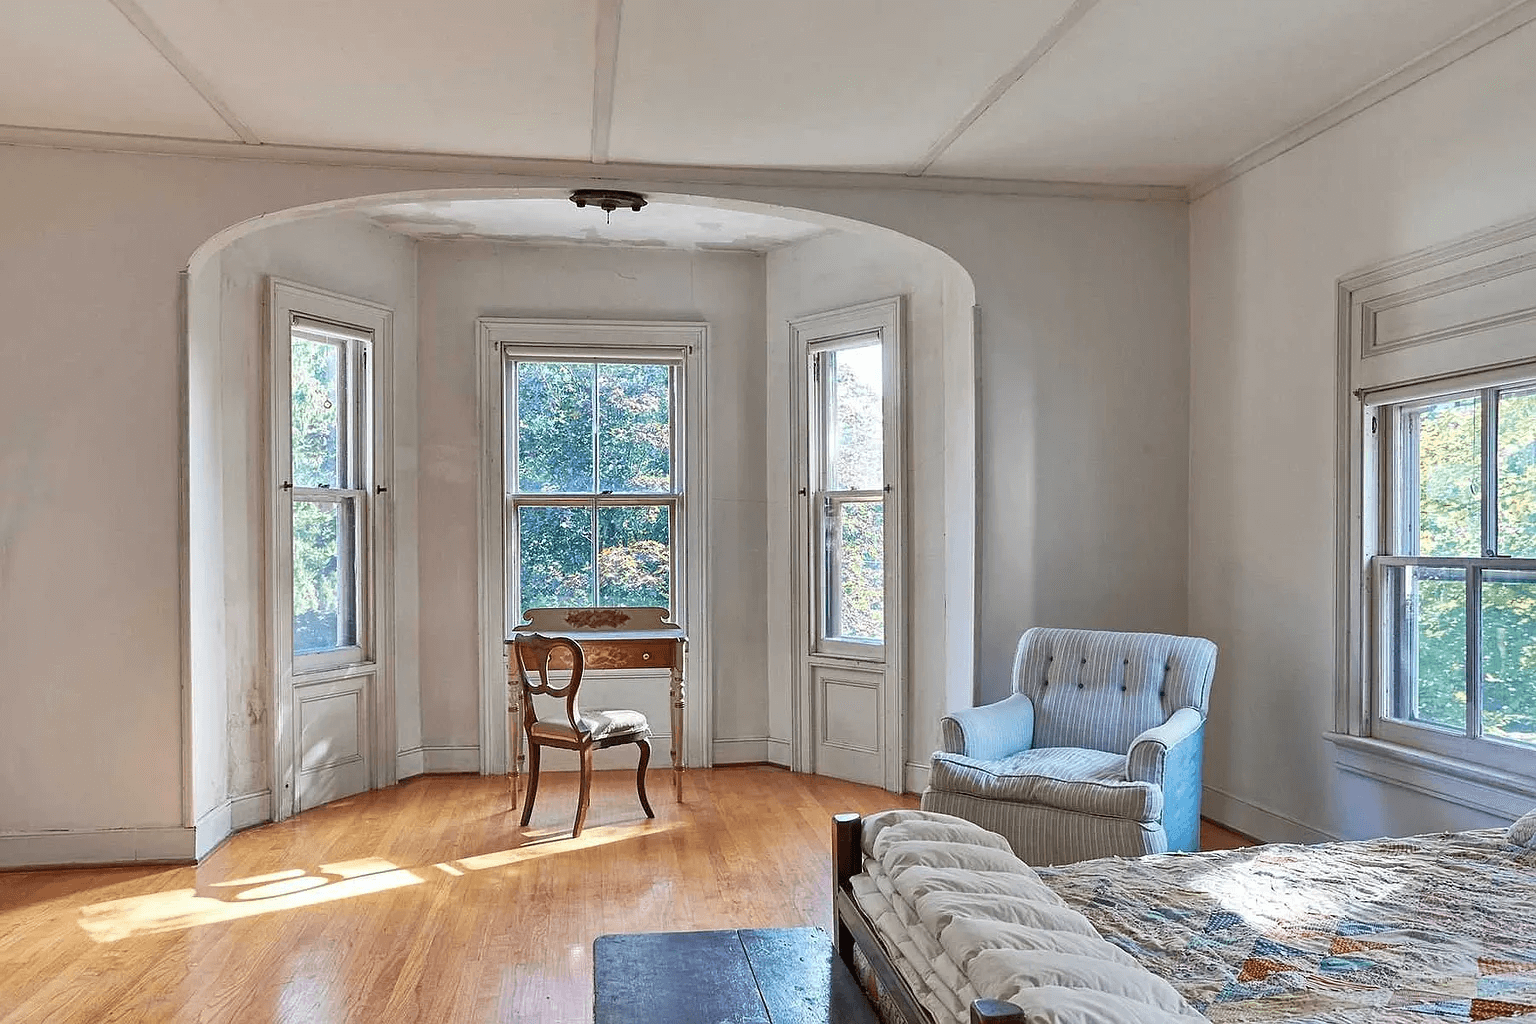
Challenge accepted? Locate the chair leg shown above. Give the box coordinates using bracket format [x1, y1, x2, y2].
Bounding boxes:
[519, 744, 541, 826]
[573, 746, 594, 837]
[635, 738, 654, 818]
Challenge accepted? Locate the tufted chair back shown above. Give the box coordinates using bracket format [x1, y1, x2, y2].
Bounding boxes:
[1011, 627, 1217, 754]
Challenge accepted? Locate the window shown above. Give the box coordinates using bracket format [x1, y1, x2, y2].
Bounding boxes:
[289, 317, 372, 668]
[1370, 378, 1536, 771]
[505, 357, 678, 619]
[811, 335, 886, 653]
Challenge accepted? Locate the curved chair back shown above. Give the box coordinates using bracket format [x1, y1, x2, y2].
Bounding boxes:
[1011, 627, 1217, 754]
[511, 633, 586, 733]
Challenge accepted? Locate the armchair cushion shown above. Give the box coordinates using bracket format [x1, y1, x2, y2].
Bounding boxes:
[940, 693, 1035, 760]
[1126, 708, 1205, 787]
[930, 748, 1162, 823]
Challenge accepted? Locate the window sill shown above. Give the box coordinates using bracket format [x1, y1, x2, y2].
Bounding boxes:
[1326, 732, 1535, 818]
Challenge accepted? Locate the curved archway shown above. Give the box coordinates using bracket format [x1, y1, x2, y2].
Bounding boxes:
[184, 188, 977, 847]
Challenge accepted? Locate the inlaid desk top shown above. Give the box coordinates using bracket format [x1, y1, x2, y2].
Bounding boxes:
[510, 606, 685, 641]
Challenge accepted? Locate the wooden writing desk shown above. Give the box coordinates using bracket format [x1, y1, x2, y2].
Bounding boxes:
[507, 606, 687, 801]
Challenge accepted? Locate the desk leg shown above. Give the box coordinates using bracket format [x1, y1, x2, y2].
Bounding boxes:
[670, 643, 685, 802]
[507, 667, 524, 811]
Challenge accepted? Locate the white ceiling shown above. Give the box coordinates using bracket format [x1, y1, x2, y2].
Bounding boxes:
[359, 197, 827, 251]
[0, 0, 1522, 188]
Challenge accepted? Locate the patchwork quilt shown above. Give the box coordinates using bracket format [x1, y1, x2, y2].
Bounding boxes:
[1037, 830, 1536, 1023]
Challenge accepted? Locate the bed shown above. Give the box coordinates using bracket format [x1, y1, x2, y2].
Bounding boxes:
[832, 810, 1536, 1024]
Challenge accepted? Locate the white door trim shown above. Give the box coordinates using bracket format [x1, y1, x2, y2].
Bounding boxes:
[266, 277, 396, 822]
[475, 318, 712, 775]
[789, 296, 908, 792]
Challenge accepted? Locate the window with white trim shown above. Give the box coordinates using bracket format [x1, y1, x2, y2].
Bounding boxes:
[1368, 375, 1536, 772]
[504, 356, 680, 619]
[287, 317, 372, 669]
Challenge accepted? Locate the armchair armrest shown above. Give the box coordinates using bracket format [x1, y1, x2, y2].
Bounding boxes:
[939, 693, 1034, 761]
[1126, 707, 1204, 786]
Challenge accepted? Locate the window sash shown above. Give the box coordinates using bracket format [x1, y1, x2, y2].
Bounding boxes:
[1371, 374, 1536, 770]
[503, 356, 682, 621]
[289, 320, 372, 670]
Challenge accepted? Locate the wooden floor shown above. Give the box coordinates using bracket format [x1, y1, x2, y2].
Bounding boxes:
[0, 768, 1251, 1023]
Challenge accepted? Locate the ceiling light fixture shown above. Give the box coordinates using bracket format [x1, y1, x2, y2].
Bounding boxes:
[569, 188, 647, 224]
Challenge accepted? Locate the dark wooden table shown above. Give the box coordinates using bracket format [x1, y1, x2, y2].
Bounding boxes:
[593, 927, 878, 1024]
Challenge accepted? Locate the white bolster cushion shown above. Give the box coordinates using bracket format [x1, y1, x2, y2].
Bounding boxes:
[969, 949, 1191, 1017]
[985, 985, 1201, 1024]
[915, 891, 1100, 938]
[940, 917, 1141, 974]
[881, 839, 1030, 877]
[871, 818, 1015, 859]
[860, 809, 983, 856]
[894, 865, 1062, 906]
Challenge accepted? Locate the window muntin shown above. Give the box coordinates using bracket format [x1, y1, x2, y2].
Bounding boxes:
[289, 319, 370, 666]
[506, 357, 678, 619]
[812, 335, 886, 651]
[1374, 378, 1536, 761]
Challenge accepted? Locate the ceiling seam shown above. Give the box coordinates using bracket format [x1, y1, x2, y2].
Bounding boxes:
[0, 124, 1189, 202]
[105, 0, 262, 145]
[906, 0, 1100, 177]
[1192, 0, 1536, 201]
[589, 0, 624, 164]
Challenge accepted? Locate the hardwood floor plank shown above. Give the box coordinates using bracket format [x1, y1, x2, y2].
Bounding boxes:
[0, 769, 910, 1024]
[0, 770, 1255, 1023]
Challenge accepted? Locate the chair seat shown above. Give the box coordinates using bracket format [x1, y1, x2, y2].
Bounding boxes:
[929, 747, 1162, 823]
[529, 708, 651, 745]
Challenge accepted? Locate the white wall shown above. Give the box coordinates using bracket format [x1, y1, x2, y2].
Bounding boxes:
[0, 142, 1187, 863]
[415, 241, 769, 769]
[764, 230, 976, 785]
[184, 214, 419, 854]
[1189, 19, 1536, 841]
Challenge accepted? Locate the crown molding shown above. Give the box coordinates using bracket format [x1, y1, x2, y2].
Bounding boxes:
[1193, 0, 1536, 201]
[0, 123, 1188, 203]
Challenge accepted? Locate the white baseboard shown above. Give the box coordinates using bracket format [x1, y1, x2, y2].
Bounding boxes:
[766, 737, 791, 767]
[904, 760, 931, 795]
[397, 746, 426, 779]
[231, 790, 271, 831]
[397, 745, 481, 775]
[193, 789, 274, 859]
[0, 825, 195, 868]
[713, 737, 770, 764]
[1202, 785, 1337, 844]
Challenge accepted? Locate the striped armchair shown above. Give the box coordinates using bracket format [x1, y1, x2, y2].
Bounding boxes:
[920, 627, 1217, 865]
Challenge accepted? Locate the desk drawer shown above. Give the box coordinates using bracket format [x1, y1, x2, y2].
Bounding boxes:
[513, 639, 679, 671]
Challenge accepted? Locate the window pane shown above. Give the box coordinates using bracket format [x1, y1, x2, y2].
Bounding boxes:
[1406, 395, 1481, 556]
[828, 499, 884, 643]
[517, 506, 594, 612]
[1391, 564, 1466, 731]
[826, 341, 883, 492]
[293, 499, 356, 654]
[598, 363, 671, 493]
[597, 505, 670, 608]
[516, 362, 594, 493]
[1481, 569, 1536, 746]
[1498, 387, 1536, 558]
[291, 334, 344, 489]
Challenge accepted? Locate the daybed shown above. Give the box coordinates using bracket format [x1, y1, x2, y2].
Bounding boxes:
[833, 808, 1536, 1024]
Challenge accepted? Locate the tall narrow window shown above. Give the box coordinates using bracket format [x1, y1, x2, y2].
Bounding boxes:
[812, 335, 886, 654]
[1374, 379, 1536, 764]
[506, 358, 679, 619]
[289, 318, 371, 666]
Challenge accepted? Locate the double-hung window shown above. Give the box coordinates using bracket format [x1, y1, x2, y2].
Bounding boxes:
[1370, 377, 1536, 772]
[288, 317, 372, 668]
[505, 358, 678, 620]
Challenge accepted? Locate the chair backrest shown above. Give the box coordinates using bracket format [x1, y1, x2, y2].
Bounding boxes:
[1011, 627, 1217, 754]
[511, 633, 586, 732]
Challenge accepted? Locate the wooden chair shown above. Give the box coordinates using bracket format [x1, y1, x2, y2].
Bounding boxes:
[511, 633, 655, 836]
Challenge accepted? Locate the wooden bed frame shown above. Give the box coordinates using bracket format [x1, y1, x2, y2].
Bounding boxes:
[833, 812, 1029, 1024]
